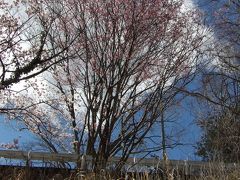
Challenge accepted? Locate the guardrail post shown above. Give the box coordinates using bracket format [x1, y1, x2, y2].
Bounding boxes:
[25, 151, 31, 179]
[80, 155, 86, 171]
[76, 155, 87, 179]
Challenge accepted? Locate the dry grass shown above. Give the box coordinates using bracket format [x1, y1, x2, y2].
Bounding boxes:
[1, 162, 240, 180]
[194, 163, 240, 180]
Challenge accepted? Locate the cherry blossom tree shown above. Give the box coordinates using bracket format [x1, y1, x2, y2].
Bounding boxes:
[0, 0, 79, 90]
[4, 0, 205, 171]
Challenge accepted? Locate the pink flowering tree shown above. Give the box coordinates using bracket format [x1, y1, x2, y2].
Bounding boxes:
[4, 0, 205, 171]
[0, 0, 79, 90]
[0, 138, 19, 150]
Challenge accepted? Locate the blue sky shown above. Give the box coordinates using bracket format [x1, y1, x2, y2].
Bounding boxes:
[0, 116, 36, 149]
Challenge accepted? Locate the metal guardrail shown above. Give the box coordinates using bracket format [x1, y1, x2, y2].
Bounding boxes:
[0, 150, 238, 176]
[0, 150, 84, 162]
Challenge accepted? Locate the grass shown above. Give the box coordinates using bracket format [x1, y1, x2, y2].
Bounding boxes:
[1, 161, 240, 180]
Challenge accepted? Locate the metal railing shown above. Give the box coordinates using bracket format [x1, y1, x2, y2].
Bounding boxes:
[0, 149, 238, 176]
